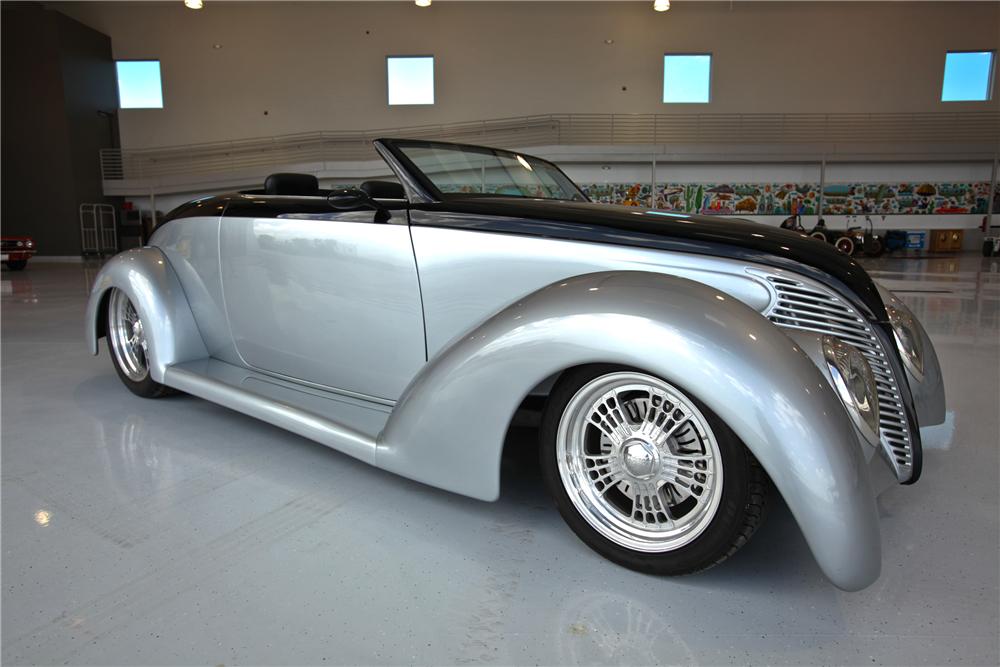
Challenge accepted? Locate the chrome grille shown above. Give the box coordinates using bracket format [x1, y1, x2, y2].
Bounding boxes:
[757, 273, 914, 482]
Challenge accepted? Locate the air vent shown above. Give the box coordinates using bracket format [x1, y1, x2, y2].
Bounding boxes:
[759, 274, 914, 481]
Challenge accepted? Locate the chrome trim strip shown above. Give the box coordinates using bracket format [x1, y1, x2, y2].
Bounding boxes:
[244, 365, 397, 408]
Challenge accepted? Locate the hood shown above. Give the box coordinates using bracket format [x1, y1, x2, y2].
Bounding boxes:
[413, 196, 885, 319]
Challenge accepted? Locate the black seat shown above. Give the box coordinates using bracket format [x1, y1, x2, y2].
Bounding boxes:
[360, 180, 406, 199]
[264, 173, 319, 196]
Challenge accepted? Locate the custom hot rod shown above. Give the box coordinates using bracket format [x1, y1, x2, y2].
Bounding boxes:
[85, 139, 945, 590]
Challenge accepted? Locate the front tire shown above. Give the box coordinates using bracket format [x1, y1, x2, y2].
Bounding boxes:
[835, 237, 855, 255]
[540, 366, 768, 576]
[5, 260, 27, 270]
[106, 288, 172, 398]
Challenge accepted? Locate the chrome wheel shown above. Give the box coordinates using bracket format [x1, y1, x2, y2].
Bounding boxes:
[556, 372, 723, 553]
[108, 288, 149, 382]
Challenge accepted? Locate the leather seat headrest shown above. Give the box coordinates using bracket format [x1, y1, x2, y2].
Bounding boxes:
[360, 180, 406, 199]
[264, 173, 319, 196]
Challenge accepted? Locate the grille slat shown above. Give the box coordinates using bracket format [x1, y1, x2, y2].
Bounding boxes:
[772, 313, 875, 338]
[774, 304, 867, 327]
[775, 290, 856, 307]
[760, 274, 914, 481]
[770, 318, 877, 347]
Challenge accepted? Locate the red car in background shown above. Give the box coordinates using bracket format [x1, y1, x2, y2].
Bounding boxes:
[1, 236, 36, 270]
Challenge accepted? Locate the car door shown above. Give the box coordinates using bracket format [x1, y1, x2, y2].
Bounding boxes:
[219, 196, 425, 402]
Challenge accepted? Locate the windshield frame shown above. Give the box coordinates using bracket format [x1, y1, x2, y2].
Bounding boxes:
[376, 138, 590, 204]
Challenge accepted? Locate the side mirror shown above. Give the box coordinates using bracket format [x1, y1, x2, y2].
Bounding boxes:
[327, 188, 380, 211]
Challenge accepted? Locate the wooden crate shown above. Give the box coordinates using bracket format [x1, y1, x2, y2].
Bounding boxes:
[930, 229, 964, 252]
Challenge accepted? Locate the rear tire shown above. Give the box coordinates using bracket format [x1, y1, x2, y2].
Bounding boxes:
[864, 239, 883, 257]
[984, 240, 995, 257]
[106, 288, 172, 398]
[540, 365, 768, 576]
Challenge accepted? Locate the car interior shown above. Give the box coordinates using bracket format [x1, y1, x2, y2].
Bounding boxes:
[239, 173, 407, 200]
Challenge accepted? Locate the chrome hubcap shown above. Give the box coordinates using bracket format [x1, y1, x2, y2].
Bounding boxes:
[622, 439, 660, 480]
[556, 372, 723, 553]
[108, 288, 149, 382]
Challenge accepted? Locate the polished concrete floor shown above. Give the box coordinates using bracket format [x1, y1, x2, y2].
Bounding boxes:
[2, 255, 998, 666]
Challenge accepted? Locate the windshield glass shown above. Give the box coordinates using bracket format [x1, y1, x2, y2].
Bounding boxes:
[395, 142, 587, 202]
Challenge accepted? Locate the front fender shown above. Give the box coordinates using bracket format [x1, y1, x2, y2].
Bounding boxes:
[378, 271, 880, 590]
[85, 248, 208, 383]
[876, 282, 946, 427]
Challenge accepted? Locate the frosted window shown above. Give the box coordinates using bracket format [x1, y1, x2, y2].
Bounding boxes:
[387, 56, 434, 105]
[941, 51, 994, 102]
[663, 54, 711, 104]
[116, 61, 163, 109]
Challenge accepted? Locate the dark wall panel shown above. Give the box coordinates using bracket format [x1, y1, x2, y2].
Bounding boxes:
[1, 4, 77, 254]
[1, 4, 118, 255]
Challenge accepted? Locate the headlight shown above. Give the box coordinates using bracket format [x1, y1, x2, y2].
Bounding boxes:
[886, 304, 924, 380]
[16, 241, 23, 247]
[822, 335, 880, 445]
[25, 240, 33, 248]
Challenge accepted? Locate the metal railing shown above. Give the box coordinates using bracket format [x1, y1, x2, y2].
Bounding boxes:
[100, 111, 1000, 182]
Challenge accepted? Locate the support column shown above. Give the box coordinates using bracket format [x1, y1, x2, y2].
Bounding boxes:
[149, 190, 157, 246]
[650, 153, 657, 209]
[818, 158, 826, 221]
[988, 155, 998, 229]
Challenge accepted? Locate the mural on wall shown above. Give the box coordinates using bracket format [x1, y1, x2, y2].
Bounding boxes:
[579, 181, 993, 215]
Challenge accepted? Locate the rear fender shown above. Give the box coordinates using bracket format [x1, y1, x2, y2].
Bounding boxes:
[85, 248, 208, 383]
[378, 271, 880, 590]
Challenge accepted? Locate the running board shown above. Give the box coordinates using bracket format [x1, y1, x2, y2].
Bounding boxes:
[163, 359, 387, 464]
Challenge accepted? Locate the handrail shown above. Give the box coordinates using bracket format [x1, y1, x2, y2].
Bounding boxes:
[100, 111, 1000, 182]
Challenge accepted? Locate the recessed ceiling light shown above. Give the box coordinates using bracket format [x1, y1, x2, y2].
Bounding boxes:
[212, 43, 222, 49]
[184, 0, 204, 9]
[415, 0, 431, 6]
[653, 0, 670, 11]
[604, 39, 614, 45]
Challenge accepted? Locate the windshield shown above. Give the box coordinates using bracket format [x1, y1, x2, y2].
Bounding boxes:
[394, 142, 587, 202]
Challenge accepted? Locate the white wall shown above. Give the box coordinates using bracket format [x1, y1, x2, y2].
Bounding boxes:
[54, 1, 1000, 150]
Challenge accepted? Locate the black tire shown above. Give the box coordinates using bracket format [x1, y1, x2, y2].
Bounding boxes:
[810, 232, 827, 243]
[5, 260, 27, 270]
[107, 335, 173, 398]
[984, 240, 995, 257]
[864, 239, 883, 257]
[105, 288, 173, 399]
[540, 365, 769, 576]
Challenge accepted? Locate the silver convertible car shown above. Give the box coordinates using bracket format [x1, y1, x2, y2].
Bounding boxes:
[85, 139, 944, 590]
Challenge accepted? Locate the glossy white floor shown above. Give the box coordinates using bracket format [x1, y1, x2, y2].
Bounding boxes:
[2, 255, 998, 666]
